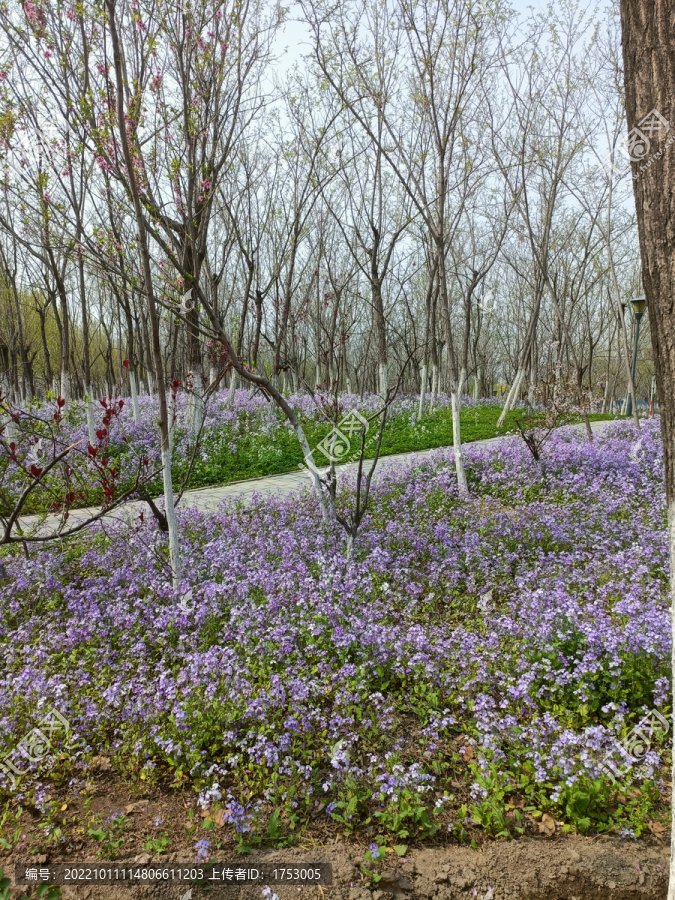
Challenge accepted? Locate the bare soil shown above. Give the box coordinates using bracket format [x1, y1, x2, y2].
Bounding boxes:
[1, 768, 669, 899]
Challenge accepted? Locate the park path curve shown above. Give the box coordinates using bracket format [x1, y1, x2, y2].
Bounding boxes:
[19, 419, 613, 532]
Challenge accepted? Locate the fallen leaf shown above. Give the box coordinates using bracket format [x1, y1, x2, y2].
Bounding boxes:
[508, 796, 525, 809]
[124, 802, 146, 815]
[538, 813, 556, 836]
[212, 808, 228, 828]
[60, 804, 67, 812]
[200, 807, 211, 819]
[648, 821, 667, 836]
[462, 745, 474, 761]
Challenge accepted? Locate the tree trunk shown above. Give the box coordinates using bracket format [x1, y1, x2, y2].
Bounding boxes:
[129, 370, 141, 424]
[418, 362, 428, 418]
[228, 369, 237, 406]
[431, 360, 439, 410]
[438, 252, 468, 499]
[450, 389, 469, 496]
[619, 4, 675, 894]
[76, 248, 95, 445]
[497, 289, 542, 427]
[107, 0, 181, 590]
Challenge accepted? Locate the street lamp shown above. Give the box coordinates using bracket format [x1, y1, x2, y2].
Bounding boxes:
[626, 296, 646, 417]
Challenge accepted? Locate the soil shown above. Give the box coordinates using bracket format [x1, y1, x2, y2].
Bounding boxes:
[2, 835, 670, 900]
[1, 768, 670, 899]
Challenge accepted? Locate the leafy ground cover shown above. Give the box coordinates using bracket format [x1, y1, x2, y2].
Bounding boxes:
[0, 418, 667, 864]
[8, 390, 613, 513]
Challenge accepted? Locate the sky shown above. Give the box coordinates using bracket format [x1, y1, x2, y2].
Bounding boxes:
[268, 0, 605, 82]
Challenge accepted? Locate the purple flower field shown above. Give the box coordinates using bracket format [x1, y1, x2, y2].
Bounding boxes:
[4, 388, 501, 515]
[0, 418, 668, 839]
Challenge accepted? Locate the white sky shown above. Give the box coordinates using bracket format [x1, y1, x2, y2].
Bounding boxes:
[269, 0, 605, 81]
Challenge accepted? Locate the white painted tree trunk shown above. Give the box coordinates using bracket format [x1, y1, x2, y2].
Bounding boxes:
[209, 366, 217, 388]
[296, 430, 331, 523]
[457, 367, 467, 400]
[378, 362, 388, 398]
[418, 363, 428, 419]
[186, 366, 203, 436]
[497, 367, 526, 427]
[0, 375, 14, 438]
[84, 385, 96, 447]
[528, 378, 536, 406]
[129, 371, 141, 424]
[430, 363, 439, 411]
[2, 412, 14, 440]
[168, 392, 177, 455]
[60, 370, 69, 402]
[228, 370, 237, 406]
[160, 442, 181, 591]
[451, 390, 469, 498]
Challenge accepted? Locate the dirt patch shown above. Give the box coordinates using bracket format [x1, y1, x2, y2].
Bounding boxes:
[1, 770, 670, 899]
[2, 835, 670, 900]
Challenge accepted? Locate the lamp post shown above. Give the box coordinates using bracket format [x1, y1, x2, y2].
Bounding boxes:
[626, 297, 646, 417]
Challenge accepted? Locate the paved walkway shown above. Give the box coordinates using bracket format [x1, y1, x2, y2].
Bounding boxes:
[17, 419, 612, 532]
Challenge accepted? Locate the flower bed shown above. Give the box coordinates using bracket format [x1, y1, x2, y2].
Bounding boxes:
[0, 418, 667, 844]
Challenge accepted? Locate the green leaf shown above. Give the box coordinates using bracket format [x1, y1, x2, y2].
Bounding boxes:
[394, 844, 408, 856]
[267, 809, 282, 840]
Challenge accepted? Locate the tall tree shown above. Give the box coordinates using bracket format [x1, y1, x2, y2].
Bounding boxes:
[619, 3, 675, 894]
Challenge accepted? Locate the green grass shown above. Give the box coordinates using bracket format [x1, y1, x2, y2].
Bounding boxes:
[174, 404, 615, 492]
[12, 404, 615, 514]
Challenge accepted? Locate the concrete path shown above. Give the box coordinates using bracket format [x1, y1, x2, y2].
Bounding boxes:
[16, 419, 613, 533]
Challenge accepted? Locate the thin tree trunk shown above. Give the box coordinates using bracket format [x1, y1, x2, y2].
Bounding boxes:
[129, 370, 141, 424]
[497, 289, 542, 427]
[107, 0, 181, 590]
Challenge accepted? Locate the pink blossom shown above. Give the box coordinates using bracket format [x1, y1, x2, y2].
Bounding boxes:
[23, 1, 42, 26]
